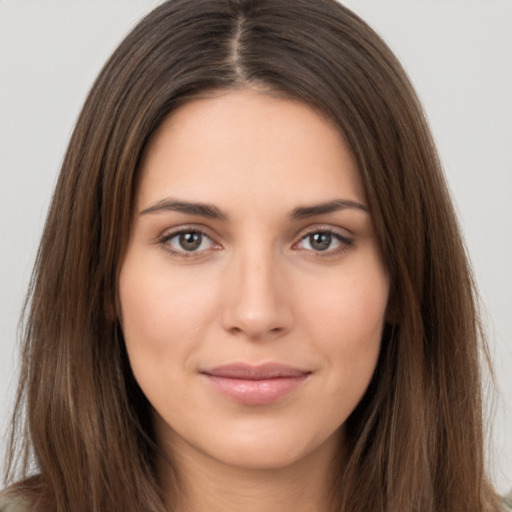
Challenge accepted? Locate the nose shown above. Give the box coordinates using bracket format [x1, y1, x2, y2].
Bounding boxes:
[221, 248, 294, 341]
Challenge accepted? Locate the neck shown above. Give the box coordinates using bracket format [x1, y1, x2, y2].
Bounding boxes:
[158, 432, 341, 512]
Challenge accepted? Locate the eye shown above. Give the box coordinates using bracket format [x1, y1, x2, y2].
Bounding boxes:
[295, 229, 352, 254]
[160, 229, 218, 256]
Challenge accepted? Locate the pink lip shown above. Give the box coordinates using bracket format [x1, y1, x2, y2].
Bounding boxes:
[201, 363, 311, 406]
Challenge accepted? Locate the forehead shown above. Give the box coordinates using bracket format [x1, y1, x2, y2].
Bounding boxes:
[137, 89, 365, 215]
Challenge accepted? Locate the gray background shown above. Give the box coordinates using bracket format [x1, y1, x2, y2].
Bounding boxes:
[1, 0, 511, 493]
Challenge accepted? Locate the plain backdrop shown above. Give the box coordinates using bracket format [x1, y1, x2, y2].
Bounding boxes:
[1, 0, 511, 494]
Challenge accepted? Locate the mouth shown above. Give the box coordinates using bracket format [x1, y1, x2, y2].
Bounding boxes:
[200, 363, 312, 406]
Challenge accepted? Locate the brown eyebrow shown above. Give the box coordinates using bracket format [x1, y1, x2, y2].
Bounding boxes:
[290, 199, 369, 220]
[140, 197, 368, 221]
[140, 199, 227, 220]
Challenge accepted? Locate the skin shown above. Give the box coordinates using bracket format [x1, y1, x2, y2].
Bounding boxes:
[119, 89, 390, 512]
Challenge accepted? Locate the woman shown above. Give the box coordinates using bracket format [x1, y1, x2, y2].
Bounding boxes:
[1, 1, 508, 511]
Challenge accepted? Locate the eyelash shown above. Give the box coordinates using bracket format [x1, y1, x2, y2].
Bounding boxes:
[294, 228, 354, 257]
[157, 226, 353, 259]
[158, 227, 218, 258]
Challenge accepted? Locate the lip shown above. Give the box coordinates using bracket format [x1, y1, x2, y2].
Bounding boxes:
[200, 363, 311, 406]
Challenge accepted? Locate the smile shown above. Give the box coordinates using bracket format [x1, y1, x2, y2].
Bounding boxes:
[200, 363, 311, 406]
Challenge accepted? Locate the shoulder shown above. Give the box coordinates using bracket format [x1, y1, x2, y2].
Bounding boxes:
[503, 490, 512, 511]
[0, 493, 30, 512]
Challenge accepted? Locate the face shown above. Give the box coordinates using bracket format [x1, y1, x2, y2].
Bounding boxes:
[119, 90, 389, 472]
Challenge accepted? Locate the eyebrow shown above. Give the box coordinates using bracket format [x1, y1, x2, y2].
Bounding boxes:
[140, 197, 369, 221]
[140, 199, 227, 220]
[290, 199, 369, 220]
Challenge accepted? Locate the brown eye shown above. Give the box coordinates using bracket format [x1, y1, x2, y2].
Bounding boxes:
[295, 229, 353, 255]
[178, 232, 203, 251]
[308, 232, 332, 251]
[161, 229, 217, 255]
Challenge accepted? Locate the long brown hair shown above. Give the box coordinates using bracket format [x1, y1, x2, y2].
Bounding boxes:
[3, 1, 500, 511]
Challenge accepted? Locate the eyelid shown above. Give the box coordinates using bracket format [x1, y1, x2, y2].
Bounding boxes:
[156, 223, 354, 260]
[296, 224, 352, 242]
[157, 225, 222, 258]
[292, 225, 354, 256]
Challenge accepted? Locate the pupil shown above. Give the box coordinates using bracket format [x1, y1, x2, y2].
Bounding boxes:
[179, 232, 202, 251]
[310, 232, 331, 251]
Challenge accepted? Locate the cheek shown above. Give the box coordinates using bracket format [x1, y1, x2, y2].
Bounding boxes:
[305, 258, 388, 340]
[118, 257, 225, 425]
[118, 254, 219, 377]
[300, 254, 389, 386]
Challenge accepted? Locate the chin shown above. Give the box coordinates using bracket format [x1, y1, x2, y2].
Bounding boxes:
[161, 413, 344, 473]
